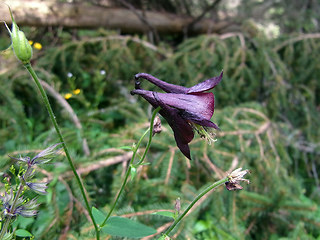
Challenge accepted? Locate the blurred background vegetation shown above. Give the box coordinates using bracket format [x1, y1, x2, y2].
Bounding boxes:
[0, 0, 319, 239]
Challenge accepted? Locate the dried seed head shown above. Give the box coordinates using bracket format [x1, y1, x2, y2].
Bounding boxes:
[226, 168, 250, 191]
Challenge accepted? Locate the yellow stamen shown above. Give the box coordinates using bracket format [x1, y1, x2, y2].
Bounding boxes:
[191, 123, 217, 144]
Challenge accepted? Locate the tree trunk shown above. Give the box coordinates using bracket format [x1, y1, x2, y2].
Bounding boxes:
[1, 0, 236, 34]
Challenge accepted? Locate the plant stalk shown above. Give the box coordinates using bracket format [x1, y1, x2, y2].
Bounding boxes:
[24, 63, 100, 240]
[101, 107, 161, 227]
[164, 177, 228, 236]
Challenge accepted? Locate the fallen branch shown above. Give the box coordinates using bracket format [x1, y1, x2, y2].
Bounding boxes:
[1, 0, 234, 35]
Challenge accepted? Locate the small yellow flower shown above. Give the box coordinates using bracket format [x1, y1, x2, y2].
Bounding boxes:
[33, 42, 42, 50]
[64, 93, 72, 99]
[73, 89, 81, 95]
[28, 40, 34, 45]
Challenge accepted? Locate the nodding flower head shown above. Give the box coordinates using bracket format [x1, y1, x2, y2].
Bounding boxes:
[131, 72, 223, 160]
[225, 168, 250, 191]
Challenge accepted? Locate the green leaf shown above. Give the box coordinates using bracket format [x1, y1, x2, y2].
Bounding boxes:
[152, 211, 175, 219]
[130, 166, 137, 180]
[15, 229, 32, 237]
[119, 146, 133, 150]
[140, 162, 151, 166]
[92, 207, 106, 225]
[12, 216, 34, 229]
[101, 216, 156, 238]
[193, 220, 209, 233]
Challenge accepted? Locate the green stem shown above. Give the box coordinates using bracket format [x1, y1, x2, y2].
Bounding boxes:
[24, 63, 100, 240]
[164, 177, 228, 237]
[101, 107, 161, 227]
[137, 107, 161, 165]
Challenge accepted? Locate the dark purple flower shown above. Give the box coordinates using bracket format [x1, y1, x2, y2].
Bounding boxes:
[131, 71, 223, 160]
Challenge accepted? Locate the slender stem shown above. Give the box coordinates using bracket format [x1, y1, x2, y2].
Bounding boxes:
[132, 128, 150, 164]
[101, 107, 161, 227]
[24, 63, 100, 240]
[101, 163, 131, 227]
[164, 177, 228, 236]
[137, 107, 161, 165]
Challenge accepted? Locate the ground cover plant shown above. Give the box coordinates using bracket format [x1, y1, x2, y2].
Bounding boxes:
[0, 3, 320, 240]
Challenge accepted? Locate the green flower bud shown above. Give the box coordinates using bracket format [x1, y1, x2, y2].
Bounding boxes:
[11, 22, 33, 64]
[5, 6, 32, 64]
[130, 165, 137, 180]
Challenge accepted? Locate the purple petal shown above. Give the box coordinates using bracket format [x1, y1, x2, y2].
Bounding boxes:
[157, 92, 215, 120]
[132, 89, 194, 159]
[187, 117, 220, 130]
[174, 135, 192, 160]
[168, 114, 193, 160]
[132, 90, 215, 121]
[135, 73, 188, 93]
[131, 89, 160, 109]
[153, 92, 194, 160]
[187, 71, 223, 94]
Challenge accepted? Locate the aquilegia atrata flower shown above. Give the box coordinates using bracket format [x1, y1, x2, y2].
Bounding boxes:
[131, 71, 223, 160]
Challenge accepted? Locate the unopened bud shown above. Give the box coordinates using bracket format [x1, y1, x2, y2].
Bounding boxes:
[130, 165, 137, 180]
[6, 6, 32, 63]
[152, 116, 162, 136]
[174, 197, 180, 215]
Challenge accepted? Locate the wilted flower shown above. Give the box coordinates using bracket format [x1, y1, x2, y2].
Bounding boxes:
[131, 72, 223, 159]
[1, 190, 39, 217]
[9, 143, 62, 167]
[225, 168, 250, 191]
[152, 116, 162, 136]
[175, 197, 181, 215]
[25, 182, 48, 195]
[15, 198, 39, 217]
[1, 190, 14, 216]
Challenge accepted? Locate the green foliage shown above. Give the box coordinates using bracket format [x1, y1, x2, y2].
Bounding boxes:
[15, 229, 33, 237]
[1, 27, 320, 239]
